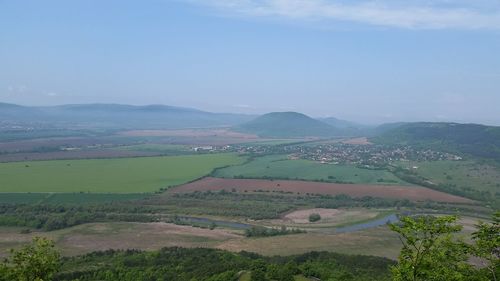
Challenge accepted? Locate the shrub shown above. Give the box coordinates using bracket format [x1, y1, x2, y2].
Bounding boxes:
[309, 213, 321, 222]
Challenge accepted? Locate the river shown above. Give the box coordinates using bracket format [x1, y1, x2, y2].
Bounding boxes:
[177, 213, 400, 233]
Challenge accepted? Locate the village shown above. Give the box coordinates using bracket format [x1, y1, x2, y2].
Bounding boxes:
[218, 142, 462, 168]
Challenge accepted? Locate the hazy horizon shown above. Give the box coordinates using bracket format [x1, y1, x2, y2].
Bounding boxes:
[1, 0, 500, 125]
[4, 101, 500, 127]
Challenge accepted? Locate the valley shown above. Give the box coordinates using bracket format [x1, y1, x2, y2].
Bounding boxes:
[3, 5, 499, 279]
[0, 105, 498, 280]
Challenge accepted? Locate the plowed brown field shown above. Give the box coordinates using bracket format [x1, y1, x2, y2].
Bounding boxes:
[170, 177, 473, 203]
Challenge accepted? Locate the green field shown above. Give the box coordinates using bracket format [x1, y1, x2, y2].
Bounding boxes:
[398, 160, 500, 195]
[213, 155, 409, 185]
[0, 153, 244, 193]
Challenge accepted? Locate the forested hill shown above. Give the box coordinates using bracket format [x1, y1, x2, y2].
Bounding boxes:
[235, 112, 340, 138]
[372, 122, 500, 161]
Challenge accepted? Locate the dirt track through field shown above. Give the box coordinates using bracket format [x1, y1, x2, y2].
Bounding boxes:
[170, 177, 473, 203]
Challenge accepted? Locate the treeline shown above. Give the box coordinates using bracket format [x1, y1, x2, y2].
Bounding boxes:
[168, 190, 483, 219]
[0, 190, 486, 232]
[166, 190, 409, 220]
[231, 174, 357, 184]
[0, 204, 159, 231]
[245, 226, 306, 237]
[53, 248, 393, 281]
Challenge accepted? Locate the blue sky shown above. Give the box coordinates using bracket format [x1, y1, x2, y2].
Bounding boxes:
[1, 0, 500, 124]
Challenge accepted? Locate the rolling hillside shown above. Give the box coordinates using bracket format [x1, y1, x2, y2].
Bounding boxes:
[372, 122, 500, 161]
[235, 112, 339, 138]
[319, 117, 369, 136]
[319, 117, 361, 129]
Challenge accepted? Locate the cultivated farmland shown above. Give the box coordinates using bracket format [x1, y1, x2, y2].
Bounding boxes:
[170, 177, 473, 203]
[0, 153, 244, 193]
[213, 155, 409, 185]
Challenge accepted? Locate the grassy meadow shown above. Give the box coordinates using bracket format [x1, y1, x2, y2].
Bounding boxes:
[213, 155, 409, 185]
[399, 160, 500, 194]
[218, 227, 402, 259]
[0, 153, 244, 193]
[0, 222, 240, 257]
[0, 220, 402, 260]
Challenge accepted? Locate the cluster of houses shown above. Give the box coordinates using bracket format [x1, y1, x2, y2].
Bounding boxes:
[224, 142, 462, 167]
[288, 144, 463, 167]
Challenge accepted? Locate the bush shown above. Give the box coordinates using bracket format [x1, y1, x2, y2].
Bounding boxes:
[245, 226, 305, 237]
[309, 213, 321, 222]
[0, 237, 60, 281]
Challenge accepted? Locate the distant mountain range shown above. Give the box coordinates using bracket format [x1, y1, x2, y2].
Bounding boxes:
[0, 103, 368, 136]
[0, 103, 254, 129]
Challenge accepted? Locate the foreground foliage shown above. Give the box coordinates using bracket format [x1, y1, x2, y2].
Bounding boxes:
[390, 213, 499, 281]
[0, 237, 60, 281]
[55, 248, 392, 281]
[1, 213, 498, 280]
[0, 241, 392, 281]
[471, 213, 500, 281]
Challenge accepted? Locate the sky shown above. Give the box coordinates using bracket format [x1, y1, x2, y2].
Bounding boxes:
[1, 0, 500, 125]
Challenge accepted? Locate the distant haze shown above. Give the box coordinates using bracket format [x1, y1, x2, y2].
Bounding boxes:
[1, 0, 499, 125]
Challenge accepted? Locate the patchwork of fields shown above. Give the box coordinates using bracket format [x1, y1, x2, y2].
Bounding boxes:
[0, 153, 244, 193]
[0, 147, 491, 261]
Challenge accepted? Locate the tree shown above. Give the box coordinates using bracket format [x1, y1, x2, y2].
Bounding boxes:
[251, 260, 268, 281]
[309, 213, 321, 222]
[251, 269, 268, 281]
[266, 263, 294, 281]
[1, 237, 60, 281]
[471, 211, 500, 281]
[389, 215, 472, 281]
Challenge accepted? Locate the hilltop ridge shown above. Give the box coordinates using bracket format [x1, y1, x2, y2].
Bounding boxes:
[235, 112, 339, 138]
[372, 122, 500, 161]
